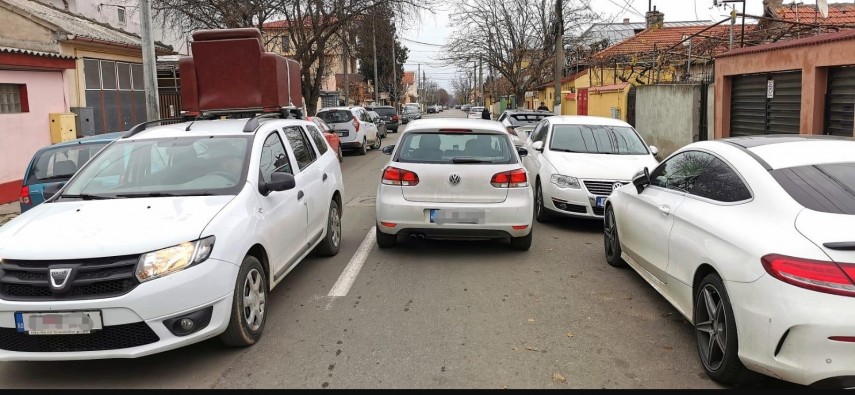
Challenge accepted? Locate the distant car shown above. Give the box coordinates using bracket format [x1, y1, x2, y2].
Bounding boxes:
[461, 104, 471, 112]
[306, 116, 342, 162]
[467, 106, 485, 119]
[497, 109, 556, 147]
[427, 106, 437, 114]
[376, 118, 534, 250]
[368, 110, 388, 138]
[316, 106, 381, 155]
[366, 106, 400, 132]
[401, 108, 421, 124]
[19, 132, 123, 213]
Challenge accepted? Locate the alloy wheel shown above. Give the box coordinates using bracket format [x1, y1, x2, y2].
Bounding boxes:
[242, 268, 266, 332]
[695, 284, 727, 372]
[604, 208, 617, 260]
[330, 205, 341, 248]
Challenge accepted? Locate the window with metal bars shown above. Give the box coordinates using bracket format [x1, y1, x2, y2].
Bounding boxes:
[0, 84, 26, 114]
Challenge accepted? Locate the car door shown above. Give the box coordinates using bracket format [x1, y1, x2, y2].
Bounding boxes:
[256, 130, 308, 278]
[282, 125, 326, 243]
[523, 119, 550, 179]
[622, 152, 696, 283]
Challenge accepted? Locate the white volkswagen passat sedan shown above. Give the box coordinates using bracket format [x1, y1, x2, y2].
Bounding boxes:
[604, 135, 855, 387]
[375, 119, 534, 250]
[0, 116, 343, 360]
[523, 116, 659, 222]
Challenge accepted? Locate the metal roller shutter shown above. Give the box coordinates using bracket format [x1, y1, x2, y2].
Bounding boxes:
[730, 71, 802, 136]
[825, 66, 855, 137]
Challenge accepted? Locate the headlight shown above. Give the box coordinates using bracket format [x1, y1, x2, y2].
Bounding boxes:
[136, 236, 215, 282]
[550, 174, 580, 189]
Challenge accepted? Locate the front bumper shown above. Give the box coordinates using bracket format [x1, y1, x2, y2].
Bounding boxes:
[541, 179, 627, 219]
[0, 258, 239, 360]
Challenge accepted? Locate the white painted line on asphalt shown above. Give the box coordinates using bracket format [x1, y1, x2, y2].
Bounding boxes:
[328, 227, 376, 298]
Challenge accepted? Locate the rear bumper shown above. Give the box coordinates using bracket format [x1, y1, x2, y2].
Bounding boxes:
[341, 141, 364, 150]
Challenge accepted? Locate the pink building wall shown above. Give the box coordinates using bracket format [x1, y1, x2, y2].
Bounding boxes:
[0, 69, 68, 203]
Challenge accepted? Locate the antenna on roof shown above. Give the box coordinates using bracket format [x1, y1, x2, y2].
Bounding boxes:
[185, 115, 201, 131]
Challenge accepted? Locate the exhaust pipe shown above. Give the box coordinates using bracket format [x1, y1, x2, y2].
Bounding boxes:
[409, 233, 426, 240]
[417, 234, 425, 240]
[409, 234, 418, 240]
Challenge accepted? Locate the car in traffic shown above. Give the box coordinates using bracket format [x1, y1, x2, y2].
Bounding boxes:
[523, 116, 659, 222]
[603, 135, 855, 387]
[316, 106, 381, 155]
[497, 109, 556, 146]
[366, 106, 400, 132]
[0, 115, 344, 360]
[306, 116, 342, 162]
[461, 104, 471, 112]
[367, 111, 388, 139]
[427, 106, 438, 114]
[19, 132, 123, 213]
[467, 106, 485, 119]
[375, 118, 534, 251]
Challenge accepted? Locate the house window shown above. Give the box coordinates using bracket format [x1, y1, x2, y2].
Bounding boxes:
[117, 6, 126, 24]
[281, 35, 291, 52]
[0, 84, 27, 114]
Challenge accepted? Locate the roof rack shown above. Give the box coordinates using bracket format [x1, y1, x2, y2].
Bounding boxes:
[241, 107, 305, 133]
[124, 117, 185, 138]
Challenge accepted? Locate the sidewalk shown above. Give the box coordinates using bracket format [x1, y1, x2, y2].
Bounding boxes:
[0, 201, 20, 226]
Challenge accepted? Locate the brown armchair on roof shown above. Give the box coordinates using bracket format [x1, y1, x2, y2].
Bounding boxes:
[179, 28, 302, 116]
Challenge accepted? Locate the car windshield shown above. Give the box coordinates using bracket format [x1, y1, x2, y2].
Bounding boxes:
[550, 124, 649, 155]
[771, 162, 855, 215]
[508, 113, 552, 126]
[60, 136, 252, 199]
[396, 131, 514, 164]
[317, 110, 352, 124]
[26, 142, 111, 184]
[373, 108, 397, 116]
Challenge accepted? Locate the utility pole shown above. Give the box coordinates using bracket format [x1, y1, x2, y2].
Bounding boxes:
[478, 57, 483, 108]
[372, 24, 379, 105]
[417, 63, 421, 106]
[553, 0, 564, 115]
[343, 39, 349, 106]
[139, 0, 159, 120]
[729, 5, 735, 50]
[391, 34, 397, 108]
[473, 63, 477, 104]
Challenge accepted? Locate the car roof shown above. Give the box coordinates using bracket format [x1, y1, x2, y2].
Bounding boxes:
[318, 107, 360, 111]
[402, 118, 507, 134]
[43, 132, 123, 149]
[505, 110, 554, 115]
[718, 135, 855, 170]
[547, 115, 632, 127]
[124, 118, 311, 140]
[368, 105, 394, 109]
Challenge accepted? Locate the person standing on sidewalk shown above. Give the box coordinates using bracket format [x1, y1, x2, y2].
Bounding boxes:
[481, 106, 491, 120]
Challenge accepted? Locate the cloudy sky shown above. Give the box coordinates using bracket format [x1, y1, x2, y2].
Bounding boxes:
[400, 0, 844, 91]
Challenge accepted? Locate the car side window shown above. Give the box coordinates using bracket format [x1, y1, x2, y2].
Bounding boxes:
[359, 110, 370, 123]
[283, 126, 317, 170]
[497, 113, 506, 122]
[259, 132, 292, 184]
[535, 122, 550, 143]
[305, 125, 329, 155]
[650, 151, 706, 193]
[686, 153, 752, 202]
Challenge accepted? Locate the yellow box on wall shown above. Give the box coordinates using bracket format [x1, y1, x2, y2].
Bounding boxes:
[49, 113, 77, 143]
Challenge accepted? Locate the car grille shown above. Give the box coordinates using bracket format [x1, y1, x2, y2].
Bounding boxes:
[0, 255, 140, 301]
[583, 180, 627, 196]
[592, 207, 605, 216]
[0, 322, 159, 352]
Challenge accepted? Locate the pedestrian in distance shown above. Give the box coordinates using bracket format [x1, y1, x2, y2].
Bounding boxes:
[481, 106, 491, 120]
[537, 102, 549, 111]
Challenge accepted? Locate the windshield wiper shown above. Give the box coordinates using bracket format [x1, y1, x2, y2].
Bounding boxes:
[115, 192, 212, 198]
[59, 193, 114, 200]
[550, 148, 583, 153]
[452, 157, 493, 164]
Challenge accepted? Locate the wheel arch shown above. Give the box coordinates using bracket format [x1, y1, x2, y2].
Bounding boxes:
[692, 263, 720, 306]
[245, 244, 270, 288]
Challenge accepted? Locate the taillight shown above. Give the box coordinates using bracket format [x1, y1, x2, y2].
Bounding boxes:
[352, 116, 360, 132]
[491, 169, 528, 188]
[761, 254, 855, 297]
[382, 166, 419, 186]
[19, 185, 30, 205]
[392, 115, 399, 121]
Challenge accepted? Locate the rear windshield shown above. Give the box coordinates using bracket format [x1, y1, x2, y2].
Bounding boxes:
[509, 113, 552, 126]
[771, 162, 855, 214]
[26, 142, 110, 184]
[550, 124, 649, 155]
[317, 110, 352, 124]
[396, 132, 515, 164]
[372, 108, 397, 116]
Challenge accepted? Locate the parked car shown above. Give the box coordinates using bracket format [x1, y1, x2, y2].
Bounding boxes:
[306, 116, 342, 162]
[367, 110, 388, 138]
[0, 115, 344, 360]
[523, 116, 659, 222]
[498, 110, 556, 148]
[461, 104, 471, 112]
[366, 106, 400, 132]
[604, 135, 855, 387]
[467, 106, 485, 119]
[375, 118, 534, 250]
[316, 106, 380, 155]
[427, 106, 438, 114]
[401, 107, 421, 124]
[19, 132, 123, 213]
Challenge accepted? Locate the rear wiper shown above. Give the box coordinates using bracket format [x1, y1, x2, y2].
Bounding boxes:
[452, 157, 493, 164]
[115, 192, 211, 198]
[59, 193, 114, 200]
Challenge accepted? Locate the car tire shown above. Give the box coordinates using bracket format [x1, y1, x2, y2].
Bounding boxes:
[604, 205, 626, 268]
[376, 225, 397, 249]
[373, 135, 382, 150]
[337, 146, 343, 163]
[314, 199, 342, 257]
[535, 181, 553, 223]
[694, 273, 761, 386]
[509, 231, 532, 251]
[220, 255, 268, 347]
[358, 137, 367, 156]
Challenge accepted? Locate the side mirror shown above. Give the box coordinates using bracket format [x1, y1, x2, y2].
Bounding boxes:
[632, 167, 651, 194]
[260, 172, 296, 196]
[381, 145, 395, 155]
[517, 147, 529, 157]
[43, 182, 65, 201]
[649, 145, 659, 156]
[531, 141, 545, 152]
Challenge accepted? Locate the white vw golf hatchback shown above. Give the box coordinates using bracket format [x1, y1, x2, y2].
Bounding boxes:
[375, 119, 534, 250]
[0, 115, 343, 360]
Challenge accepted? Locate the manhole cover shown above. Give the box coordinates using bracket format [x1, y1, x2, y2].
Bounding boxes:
[345, 197, 376, 207]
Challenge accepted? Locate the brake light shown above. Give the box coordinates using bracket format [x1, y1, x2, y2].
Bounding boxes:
[19, 185, 30, 205]
[438, 129, 472, 133]
[761, 254, 855, 297]
[352, 116, 360, 132]
[491, 169, 528, 188]
[382, 166, 419, 186]
[392, 115, 399, 121]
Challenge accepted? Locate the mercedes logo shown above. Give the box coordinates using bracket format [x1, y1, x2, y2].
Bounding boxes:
[612, 182, 623, 191]
[449, 173, 462, 186]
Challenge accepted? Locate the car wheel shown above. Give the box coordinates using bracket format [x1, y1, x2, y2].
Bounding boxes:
[376, 225, 397, 248]
[314, 199, 342, 257]
[220, 255, 268, 347]
[535, 181, 552, 223]
[509, 231, 532, 251]
[358, 137, 367, 155]
[337, 146, 343, 163]
[373, 135, 382, 150]
[604, 205, 626, 268]
[694, 274, 761, 386]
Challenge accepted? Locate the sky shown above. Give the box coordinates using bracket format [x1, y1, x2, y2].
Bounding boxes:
[400, 0, 848, 91]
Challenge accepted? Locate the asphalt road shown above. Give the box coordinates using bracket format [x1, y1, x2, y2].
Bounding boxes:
[0, 110, 799, 389]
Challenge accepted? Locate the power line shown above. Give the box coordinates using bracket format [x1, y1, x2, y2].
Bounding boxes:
[399, 37, 445, 47]
[606, 0, 645, 18]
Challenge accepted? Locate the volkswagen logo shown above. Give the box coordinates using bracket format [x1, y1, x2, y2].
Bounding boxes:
[449, 173, 462, 186]
[612, 182, 624, 191]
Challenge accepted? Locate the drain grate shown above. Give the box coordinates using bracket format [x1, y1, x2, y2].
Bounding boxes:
[345, 197, 376, 207]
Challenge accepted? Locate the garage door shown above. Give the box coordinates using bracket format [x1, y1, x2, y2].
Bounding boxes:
[83, 58, 147, 134]
[730, 71, 801, 136]
[825, 66, 855, 137]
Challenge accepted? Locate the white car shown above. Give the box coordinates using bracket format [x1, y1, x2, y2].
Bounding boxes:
[467, 106, 485, 119]
[316, 106, 380, 155]
[375, 118, 534, 250]
[523, 116, 659, 222]
[0, 115, 344, 360]
[604, 135, 855, 387]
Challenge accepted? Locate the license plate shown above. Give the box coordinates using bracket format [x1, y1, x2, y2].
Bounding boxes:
[336, 130, 349, 137]
[15, 311, 103, 335]
[595, 196, 607, 208]
[429, 209, 486, 225]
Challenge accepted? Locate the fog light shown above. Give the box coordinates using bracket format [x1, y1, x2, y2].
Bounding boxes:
[179, 318, 195, 332]
[163, 306, 213, 337]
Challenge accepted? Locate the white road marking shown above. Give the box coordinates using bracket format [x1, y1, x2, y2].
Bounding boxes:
[328, 227, 376, 298]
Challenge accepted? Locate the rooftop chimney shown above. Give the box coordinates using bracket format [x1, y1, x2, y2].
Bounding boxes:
[623, 18, 630, 24]
[646, 6, 664, 28]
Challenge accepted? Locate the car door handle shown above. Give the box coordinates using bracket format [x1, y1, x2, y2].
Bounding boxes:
[298, 191, 304, 200]
[658, 205, 671, 215]
[323, 173, 328, 181]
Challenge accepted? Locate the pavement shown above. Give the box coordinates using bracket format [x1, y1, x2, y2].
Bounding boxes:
[0, 202, 19, 226]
